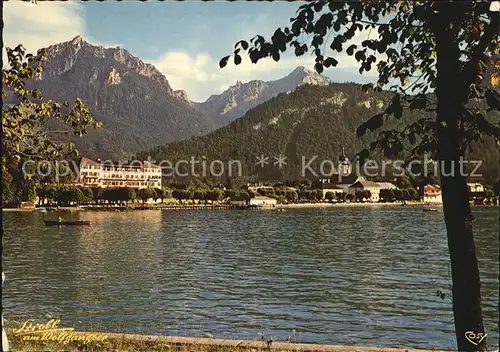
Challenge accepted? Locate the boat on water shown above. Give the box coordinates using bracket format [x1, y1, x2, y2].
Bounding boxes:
[423, 208, 440, 213]
[44, 220, 90, 226]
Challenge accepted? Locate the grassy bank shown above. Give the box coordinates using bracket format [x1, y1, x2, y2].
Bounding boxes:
[8, 331, 443, 352]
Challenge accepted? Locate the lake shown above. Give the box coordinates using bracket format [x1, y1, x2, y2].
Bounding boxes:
[2, 206, 499, 350]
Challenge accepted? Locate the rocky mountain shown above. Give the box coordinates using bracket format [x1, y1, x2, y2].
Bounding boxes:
[28, 36, 214, 159]
[142, 82, 499, 184]
[196, 66, 330, 128]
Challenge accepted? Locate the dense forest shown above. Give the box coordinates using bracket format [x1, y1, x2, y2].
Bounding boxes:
[140, 82, 499, 185]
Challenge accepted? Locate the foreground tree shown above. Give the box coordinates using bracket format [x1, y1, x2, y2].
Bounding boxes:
[2, 45, 102, 207]
[2, 45, 102, 168]
[206, 189, 223, 202]
[53, 185, 84, 207]
[221, 1, 499, 350]
[136, 188, 157, 204]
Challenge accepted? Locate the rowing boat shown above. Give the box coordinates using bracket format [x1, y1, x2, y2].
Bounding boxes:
[44, 220, 90, 226]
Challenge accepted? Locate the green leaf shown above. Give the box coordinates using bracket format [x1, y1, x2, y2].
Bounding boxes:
[357, 149, 370, 163]
[409, 95, 427, 110]
[219, 56, 230, 68]
[485, 90, 500, 110]
[314, 62, 324, 74]
[354, 50, 366, 62]
[234, 54, 242, 65]
[361, 83, 373, 92]
[323, 57, 338, 67]
[356, 123, 367, 137]
[365, 114, 384, 132]
[346, 44, 357, 56]
[235, 40, 249, 50]
[490, 72, 500, 88]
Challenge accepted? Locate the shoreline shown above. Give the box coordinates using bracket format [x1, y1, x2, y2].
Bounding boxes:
[5, 201, 499, 212]
[276, 201, 437, 208]
[1, 202, 444, 212]
[7, 201, 500, 212]
[8, 331, 447, 352]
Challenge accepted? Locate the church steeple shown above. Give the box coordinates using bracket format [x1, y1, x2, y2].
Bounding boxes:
[338, 146, 351, 176]
[339, 146, 347, 163]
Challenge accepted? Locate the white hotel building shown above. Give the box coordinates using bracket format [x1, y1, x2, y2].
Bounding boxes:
[76, 157, 162, 189]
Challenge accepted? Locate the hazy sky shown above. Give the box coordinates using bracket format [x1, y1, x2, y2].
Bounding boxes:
[4, 1, 377, 102]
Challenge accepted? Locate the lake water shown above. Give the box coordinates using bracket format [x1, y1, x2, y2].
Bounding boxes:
[2, 206, 499, 350]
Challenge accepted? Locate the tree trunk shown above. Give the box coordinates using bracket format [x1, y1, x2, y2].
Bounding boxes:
[435, 24, 485, 352]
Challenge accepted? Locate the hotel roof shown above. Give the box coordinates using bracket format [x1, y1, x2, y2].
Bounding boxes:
[77, 157, 100, 166]
[318, 183, 343, 190]
[253, 196, 277, 200]
[349, 180, 382, 188]
[76, 157, 161, 169]
[376, 182, 398, 188]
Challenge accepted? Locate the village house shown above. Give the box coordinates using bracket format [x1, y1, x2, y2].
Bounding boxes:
[247, 184, 275, 193]
[75, 157, 162, 189]
[249, 196, 277, 207]
[229, 195, 277, 207]
[347, 181, 380, 202]
[467, 183, 485, 194]
[347, 181, 398, 202]
[306, 146, 401, 202]
[423, 185, 442, 204]
[229, 195, 249, 206]
[311, 147, 368, 196]
[334, 175, 367, 193]
[311, 175, 368, 198]
[316, 179, 344, 199]
[375, 182, 398, 191]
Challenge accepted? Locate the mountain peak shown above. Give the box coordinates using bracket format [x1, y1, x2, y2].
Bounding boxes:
[293, 66, 312, 74]
[43, 37, 174, 94]
[71, 35, 85, 44]
[174, 89, 191, 102]
[286, 65, 330, 86]
[28, 38, 214, 159]
[289, 65, 323, 78]
[198, 65, 330, 128]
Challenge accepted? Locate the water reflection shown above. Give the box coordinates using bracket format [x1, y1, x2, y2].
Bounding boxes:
[3, 206, 498, 349]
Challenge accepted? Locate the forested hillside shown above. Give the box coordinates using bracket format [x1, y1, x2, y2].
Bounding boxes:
[195, 66, 330, 128]
[141, 82, 499, 184]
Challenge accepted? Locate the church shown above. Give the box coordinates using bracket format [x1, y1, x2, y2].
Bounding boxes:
[315, 147, 367, 196]
[313, 147, 398, 202]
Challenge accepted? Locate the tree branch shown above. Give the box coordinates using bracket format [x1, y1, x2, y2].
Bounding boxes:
[461, 11, 500, 90]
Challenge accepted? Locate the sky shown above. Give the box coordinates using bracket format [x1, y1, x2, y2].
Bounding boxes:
[4, 1, 378, 102]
